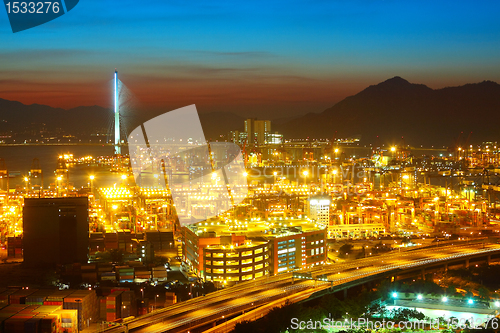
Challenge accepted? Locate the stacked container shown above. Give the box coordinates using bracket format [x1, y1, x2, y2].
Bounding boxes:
[117, 267, 134, 283]
[63, 290, 98, 331]
[98, 297, 106, 321]
[7, 236, 22, 258]
[105, 290, 122, 322]
[44, 291, 72, 306]
[25, 290, 53, 306]
[81, 263, 98, 284]
[164, 292, 177, 306]
[134, 267, 151, 281]
[152, 266, 167, 282]
[9, 289, 36, 305]
[104, 232, 118, 250]
[120, 291, 136, 318]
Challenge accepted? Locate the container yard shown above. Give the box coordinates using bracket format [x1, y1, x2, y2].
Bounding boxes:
[0, 289, 98, 332]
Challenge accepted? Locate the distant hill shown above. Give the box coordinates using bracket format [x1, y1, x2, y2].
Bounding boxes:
[2, 76, 500, 146]
[0, 98, 112, 135]
[0, 98, 244, 140]
[198, 112, 244, 141]
[277, 77, 500, 146]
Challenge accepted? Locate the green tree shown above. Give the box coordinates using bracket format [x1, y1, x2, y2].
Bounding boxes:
[478, 286, 490, 300]
[339, 243, 353, 258]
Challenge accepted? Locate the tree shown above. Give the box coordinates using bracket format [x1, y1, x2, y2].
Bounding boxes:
[478, 286, 490, 300]
[108, 249, 124, 264]
[339, 243, 353, 258]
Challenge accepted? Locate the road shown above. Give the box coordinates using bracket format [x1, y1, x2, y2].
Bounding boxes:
[97, 242, 500, 333]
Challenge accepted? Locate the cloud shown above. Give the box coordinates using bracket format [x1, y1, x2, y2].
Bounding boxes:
[186, 50, 273, 58]
[0, 49, 94, 62]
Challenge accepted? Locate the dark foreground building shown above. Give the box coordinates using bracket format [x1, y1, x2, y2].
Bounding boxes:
[23, 197, 89, 267]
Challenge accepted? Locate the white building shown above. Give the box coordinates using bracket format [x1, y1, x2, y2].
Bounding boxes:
[307, 196, 330, 224]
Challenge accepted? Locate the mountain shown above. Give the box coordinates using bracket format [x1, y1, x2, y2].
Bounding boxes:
[0, 98, 112, 135]
[278, 77, 500, 146]
[0, 98, 244, 141]
[198, 112, 244, 141]
[2, 76, 500, 146]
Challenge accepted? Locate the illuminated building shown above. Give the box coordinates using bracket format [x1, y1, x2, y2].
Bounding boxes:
[266, 133, 283, 145]
[268, 227, 326, 273]
[137, 240, 154, 263]
[306, 195, 330, 224]
[245, 119, 271, 145]
[204, 241, 269, 283]
[181, 216, 326, 283]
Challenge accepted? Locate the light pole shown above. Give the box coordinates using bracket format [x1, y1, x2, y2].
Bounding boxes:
[332, 169, 338, 184]
[302, 170, 308, 186]
[111, 204, 118, 228]
[23, 177, 29, 195]
[56, 176, 62, 197]
[391, 146, 396, 159]
[89, 175, 95, 193]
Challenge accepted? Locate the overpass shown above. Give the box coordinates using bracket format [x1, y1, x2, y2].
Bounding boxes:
[95, 242, 500, 333]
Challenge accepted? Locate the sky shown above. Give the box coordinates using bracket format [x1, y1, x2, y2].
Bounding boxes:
[0, 0, 499, 119]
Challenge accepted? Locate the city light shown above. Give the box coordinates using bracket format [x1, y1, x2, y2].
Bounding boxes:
[442, 296, 448, 302]
[392, 292, 397, 298]
[417, 294, 422, 300]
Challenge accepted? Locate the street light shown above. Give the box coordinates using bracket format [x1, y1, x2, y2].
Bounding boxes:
[89, 175, 95, 192]
[23, 177, 29, 192]
[56, 176, 62, 196]
[302, 170, 308, 186]
[442, 296, 448, 302]
[391, 146, 396, 159]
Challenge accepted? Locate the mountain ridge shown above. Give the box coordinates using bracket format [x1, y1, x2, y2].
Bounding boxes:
[277, 77, 500, 146]
[1, 77, 500, 146]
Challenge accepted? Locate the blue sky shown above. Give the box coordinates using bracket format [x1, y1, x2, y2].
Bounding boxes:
[0, 0, 499, 118]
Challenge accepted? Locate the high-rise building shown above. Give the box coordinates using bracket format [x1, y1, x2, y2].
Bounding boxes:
[244, 119, 271, 145]
[23, 197, 89, 267]
[306, 195, 331, 224]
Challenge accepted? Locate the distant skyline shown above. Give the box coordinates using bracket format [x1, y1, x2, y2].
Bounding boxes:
[1, 0, 499, 119]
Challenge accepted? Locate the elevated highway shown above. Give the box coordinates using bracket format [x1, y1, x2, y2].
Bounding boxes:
[96, 242, 500, 333]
